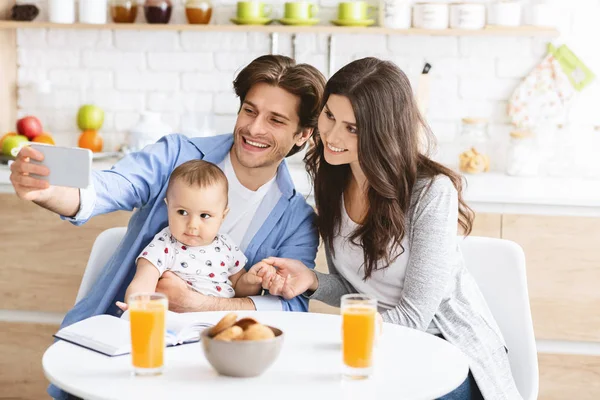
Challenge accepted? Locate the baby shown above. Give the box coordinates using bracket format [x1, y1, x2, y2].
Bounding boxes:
[119, 159, 273, 308]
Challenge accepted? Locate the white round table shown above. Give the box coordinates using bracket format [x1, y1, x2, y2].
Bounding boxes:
[43, 311, 469, 400]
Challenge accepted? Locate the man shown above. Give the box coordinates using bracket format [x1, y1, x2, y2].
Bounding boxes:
[10, 55, 325, 398]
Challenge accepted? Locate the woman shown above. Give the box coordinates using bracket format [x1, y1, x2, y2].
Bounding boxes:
[260, 58, 522, 400]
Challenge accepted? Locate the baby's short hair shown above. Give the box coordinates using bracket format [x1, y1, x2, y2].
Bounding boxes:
[167, 160, 228, 200]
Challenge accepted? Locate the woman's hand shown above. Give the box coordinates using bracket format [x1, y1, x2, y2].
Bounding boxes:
[260, 257, 318, 300]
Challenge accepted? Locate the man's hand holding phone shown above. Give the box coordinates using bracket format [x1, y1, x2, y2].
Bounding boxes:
[9, 145, 52, 202]
[9, 144, 92, 217]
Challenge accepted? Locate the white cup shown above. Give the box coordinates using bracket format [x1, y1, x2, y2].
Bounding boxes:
[379, 0, 411, 29]
[530, 2, 556, 27]
[490, 1, 521, 27]
[450, 3, 486, 30]
[413, 2, 449, 30]
[79, 0, 108, 24]
[48, 0, 75, 24]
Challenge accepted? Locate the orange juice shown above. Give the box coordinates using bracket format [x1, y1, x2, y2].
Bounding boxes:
[130, 298, 166, 372]
[342, 305, 376, 369]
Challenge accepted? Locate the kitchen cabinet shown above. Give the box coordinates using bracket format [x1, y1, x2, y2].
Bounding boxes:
[0, 194, 131, 312]
[502, 214, 600, 342]
[0, 322, 59, 398]
[470, 212, 502, 238]
[538, 353, 600, 400]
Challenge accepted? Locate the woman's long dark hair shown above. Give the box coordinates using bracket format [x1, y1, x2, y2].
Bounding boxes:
[305, 57, 474, 280]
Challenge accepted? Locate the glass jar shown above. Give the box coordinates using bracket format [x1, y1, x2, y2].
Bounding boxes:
[506, 130, 540, 177]
[458, 118, 490, 174]
[110, 0, 138, 23]
[185, 0, 213, 24]
[144, 0, 173, 24]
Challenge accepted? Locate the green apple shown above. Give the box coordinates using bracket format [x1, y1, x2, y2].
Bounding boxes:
[77, 105, 104, 131]
[2, 134, 29, 157]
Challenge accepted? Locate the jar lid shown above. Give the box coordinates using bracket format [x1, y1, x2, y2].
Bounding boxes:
[186, 0, 212, 5]
[510, 130, 534, 139]
[461, 117, 488, 125]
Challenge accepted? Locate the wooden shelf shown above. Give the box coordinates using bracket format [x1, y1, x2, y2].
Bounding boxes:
[0, 20, 560, 36]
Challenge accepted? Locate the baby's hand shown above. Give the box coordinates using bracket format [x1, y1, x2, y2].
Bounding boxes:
[256, 263, 279, 290]
[116, 301, 129, 311]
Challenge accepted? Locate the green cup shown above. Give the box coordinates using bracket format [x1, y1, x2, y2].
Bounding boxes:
[284, 2, 319, 20]
[237, 1, 272, 19]
[337, 1, 376, 21]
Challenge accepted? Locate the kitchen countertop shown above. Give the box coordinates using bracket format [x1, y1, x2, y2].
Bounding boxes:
[1, 160, 600, 217]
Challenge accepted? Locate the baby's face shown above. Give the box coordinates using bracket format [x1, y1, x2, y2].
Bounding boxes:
[165, 179, 228, 247]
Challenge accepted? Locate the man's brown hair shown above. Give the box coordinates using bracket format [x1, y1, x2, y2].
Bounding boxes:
[167, 160, 228, 204]
[233, 55, 326, 157]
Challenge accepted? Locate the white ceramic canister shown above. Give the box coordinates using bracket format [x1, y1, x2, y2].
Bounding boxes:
[530, 1, 557, 27]
[489, 1, 521, 26]
[450, 2, 486, 29]
[48, 0, 76, 23]
[79, 0, 108, 24]
[413, 2, 449, 30]
[379, 0, 412, 29]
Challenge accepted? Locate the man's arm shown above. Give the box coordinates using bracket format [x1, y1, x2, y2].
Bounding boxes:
[11, 135, 183, 225]
[10, 145, 81, 216]
[156, 272, 256, 312]
[271, 203, 319, 312]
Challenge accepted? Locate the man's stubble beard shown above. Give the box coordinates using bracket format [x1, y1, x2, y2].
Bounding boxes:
[233, 127, 287, 170]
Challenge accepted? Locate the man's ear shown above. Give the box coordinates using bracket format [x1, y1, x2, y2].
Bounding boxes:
[295, 127, 314, 147]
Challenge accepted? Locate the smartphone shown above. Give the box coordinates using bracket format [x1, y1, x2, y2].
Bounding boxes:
[29, 144, 92, 189]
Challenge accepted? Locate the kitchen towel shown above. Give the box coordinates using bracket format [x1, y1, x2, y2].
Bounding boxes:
[507, 44, 595, 129]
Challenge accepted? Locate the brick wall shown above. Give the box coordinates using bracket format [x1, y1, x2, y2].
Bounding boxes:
[13, 0, 600, 173]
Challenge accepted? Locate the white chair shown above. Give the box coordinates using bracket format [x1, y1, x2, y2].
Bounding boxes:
[459, 236, 539, 400]
[75, 227, 127, 303]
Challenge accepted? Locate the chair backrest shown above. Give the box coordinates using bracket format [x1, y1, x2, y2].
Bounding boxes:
[459, 236, 539, 400]
[75, 227, 127, 303]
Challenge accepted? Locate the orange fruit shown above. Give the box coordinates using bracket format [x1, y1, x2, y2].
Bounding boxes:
[0, 132, 17, 149]
[32, 133, 55, 145]
[78, 130, 103, 153]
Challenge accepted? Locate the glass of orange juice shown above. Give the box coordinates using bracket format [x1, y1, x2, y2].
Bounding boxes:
[341, 294, 377, 379]
[128, 292, 168, 376]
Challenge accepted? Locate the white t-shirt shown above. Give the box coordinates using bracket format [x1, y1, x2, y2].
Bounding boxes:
[332, 200, 410, 310]
[332, 198, 440, 334]
[218, 153, 276, 249]
[137, 227, 247, 298]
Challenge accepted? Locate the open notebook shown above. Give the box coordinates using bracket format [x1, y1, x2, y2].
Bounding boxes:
[54, 311, 213, 357]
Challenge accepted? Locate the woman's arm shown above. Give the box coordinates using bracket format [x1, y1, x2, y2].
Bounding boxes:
[264, 246, 357, 307]
[381, 177, 458, 330]
[306, 246, 357, 307]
